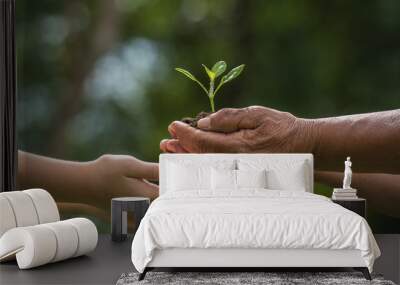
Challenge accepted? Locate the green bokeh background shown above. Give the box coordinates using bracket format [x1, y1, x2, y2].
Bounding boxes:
[16, 0, 400, 233]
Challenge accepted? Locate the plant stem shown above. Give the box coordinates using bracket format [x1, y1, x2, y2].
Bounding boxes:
[209, 80, 215, 112]
[209, 96, 215, 113]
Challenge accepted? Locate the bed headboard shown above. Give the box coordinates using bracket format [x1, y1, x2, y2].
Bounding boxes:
[159, 153, 314, 195]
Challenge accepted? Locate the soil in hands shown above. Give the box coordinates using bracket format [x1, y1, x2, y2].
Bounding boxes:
[181, 111, 211, 128]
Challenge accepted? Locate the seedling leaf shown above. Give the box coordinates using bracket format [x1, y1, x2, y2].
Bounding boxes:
[175, 67, 208, 94]
[175, 67, 197, 81]
[175, 62, 245, 113]
[214, 64, 245, 96]
[221, 64, 245, 84]
[202, 64, 215, 80]
[211, 61, 227, 78]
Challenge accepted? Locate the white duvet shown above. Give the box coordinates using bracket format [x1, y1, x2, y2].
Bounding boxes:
[131, 190, 380, 273]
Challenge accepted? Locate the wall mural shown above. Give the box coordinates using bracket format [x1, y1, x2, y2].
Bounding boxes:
[16, 0, 400, 233]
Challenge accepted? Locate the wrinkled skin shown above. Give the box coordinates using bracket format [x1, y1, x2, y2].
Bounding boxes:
[160, 107, 400, 218]
[160, 106, 313, 154]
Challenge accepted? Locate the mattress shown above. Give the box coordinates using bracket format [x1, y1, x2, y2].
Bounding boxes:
[131, 191, 380, 273]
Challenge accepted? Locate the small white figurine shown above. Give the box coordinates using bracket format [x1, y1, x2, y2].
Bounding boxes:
[343, 157, 353, 189]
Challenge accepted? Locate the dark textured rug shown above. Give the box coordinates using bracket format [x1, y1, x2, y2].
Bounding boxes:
[116, 272, 395, 285]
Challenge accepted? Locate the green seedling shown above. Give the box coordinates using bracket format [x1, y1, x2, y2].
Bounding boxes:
[175, 61, 245, 112]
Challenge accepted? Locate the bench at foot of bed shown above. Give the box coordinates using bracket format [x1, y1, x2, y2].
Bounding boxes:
[137, 267, 372, 281]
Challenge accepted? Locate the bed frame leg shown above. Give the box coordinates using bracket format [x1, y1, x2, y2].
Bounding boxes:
[138, 268, 148, 281]
[354, 267, 371, 280]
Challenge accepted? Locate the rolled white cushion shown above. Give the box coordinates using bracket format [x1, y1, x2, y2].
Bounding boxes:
[66, 218, 98, 257]
[0, 218, 98, 269]
[0, 195, 16, 237]
[42, 221, 79, 262]
[1, 191, 39, 227]
[0, 226, 57, 269]
[23, 189, 60, 223]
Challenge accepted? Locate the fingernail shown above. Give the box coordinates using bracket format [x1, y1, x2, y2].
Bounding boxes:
[168, 122, 175, 130]
[174, 121, 188, 127]
[168, 125, 177, 137]
[197, 117, 210, 129]
[160, 139, 168, 151]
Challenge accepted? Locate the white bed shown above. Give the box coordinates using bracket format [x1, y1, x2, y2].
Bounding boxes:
[131, 154, 380, 280]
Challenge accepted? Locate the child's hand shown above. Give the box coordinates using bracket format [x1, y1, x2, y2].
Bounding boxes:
[88, 154, 159, 213]
[18, 151, 159, 222]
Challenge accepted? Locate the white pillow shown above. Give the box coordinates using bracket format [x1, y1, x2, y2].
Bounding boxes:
[211, 169, 267, 191]
[211, 168, 236, 190]
[238, 159, 308, 191]
[267, 162, 307, 191]
[166, 159, 236, 192]
[167, 162, 211, 191]
[236, 169, 267, 189]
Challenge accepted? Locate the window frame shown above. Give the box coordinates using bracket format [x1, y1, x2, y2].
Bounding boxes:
[0, 0, 17, 192]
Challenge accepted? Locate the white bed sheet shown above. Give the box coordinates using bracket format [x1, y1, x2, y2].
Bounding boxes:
[131, 190, 380, 273]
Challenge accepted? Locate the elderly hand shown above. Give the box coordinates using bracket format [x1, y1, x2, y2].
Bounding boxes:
[160, 106, 313, 154]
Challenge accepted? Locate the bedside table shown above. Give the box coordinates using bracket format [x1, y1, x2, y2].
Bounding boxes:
[332, 198, 366, 218]
[111, 197, 150, 242]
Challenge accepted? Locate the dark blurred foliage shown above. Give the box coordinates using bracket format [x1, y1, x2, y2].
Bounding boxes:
[16, 0, 400, 232]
